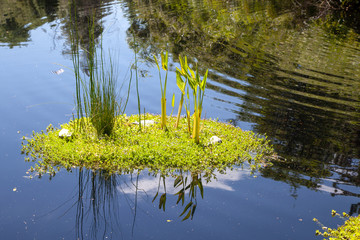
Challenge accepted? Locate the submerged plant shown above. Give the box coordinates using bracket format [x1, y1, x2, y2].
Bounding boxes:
[154, 51, 169, 130]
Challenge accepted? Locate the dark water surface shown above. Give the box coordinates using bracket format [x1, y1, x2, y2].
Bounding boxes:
[0, 0, 359, 239]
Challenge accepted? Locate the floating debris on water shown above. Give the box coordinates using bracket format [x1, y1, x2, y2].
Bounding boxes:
[52, 69, 64, 75]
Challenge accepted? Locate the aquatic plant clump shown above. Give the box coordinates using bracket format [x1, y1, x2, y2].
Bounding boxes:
[313, 210, 360, 239]
[22, 114, 274, 176]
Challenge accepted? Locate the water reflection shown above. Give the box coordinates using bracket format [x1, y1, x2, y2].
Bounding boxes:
[350, 202, 360, 216]
[30, 166, 358, 239]
[0, 0, 59, 47]
[120, 0, 360, 192]
[2, 0, 359, 200]
[0, 0, 113, 48]
[65, 169, 227, 238]
[75, 170, 120, 239]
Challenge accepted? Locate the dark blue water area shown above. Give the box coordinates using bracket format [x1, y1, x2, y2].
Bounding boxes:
[1, 1, 360, 239]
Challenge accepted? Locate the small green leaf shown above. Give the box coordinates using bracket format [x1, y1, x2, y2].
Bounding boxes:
[161, 51, 168, 71]
[200, 69, 208, 91]
[196, 64, 200, 84]
[189, 68, 195, 80]
[153, 55, 160, 72]
[176, 72, 186, 94]
[187, 76, 197, 90]
[172, 94, 175, 108]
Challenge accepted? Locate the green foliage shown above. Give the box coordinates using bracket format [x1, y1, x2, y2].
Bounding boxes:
[313, 210, 360, 240]
[176, 55, 208, 144]
[154, 51, 169, 129]
[70, 6, 120, 138]
[22, 114, 274, 177]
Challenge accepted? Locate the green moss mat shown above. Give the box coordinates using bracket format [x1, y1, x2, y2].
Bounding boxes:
[22, 114, 274, 176]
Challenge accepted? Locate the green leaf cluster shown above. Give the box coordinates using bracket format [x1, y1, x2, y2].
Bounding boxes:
[314, 210, 360, 240]
[22, 114, 274, 177]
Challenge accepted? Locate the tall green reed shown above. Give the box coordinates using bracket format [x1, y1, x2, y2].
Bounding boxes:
[154, 51, 169, 130]
[174, 56, 187, 129]
[133, 35, 141, 131]
[70, 9, 120, 138]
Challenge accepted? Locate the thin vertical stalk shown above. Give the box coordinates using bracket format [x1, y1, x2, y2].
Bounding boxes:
[175, 94, 184, 128]
[154, 51, 169, 130]
[134, 35, 141, 131]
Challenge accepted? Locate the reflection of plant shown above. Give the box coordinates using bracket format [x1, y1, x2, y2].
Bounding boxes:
[313, 210, 360, 239]
[174, 172, 204, 221]
[75, 169, 120, 239]
[152, 174, 167, 211]
[152, 171, 204, 221]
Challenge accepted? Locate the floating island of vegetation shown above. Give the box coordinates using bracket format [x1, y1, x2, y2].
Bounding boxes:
[22, 114, 274, 177]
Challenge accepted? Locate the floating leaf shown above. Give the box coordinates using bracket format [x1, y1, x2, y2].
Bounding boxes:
[52, 69, 64, 75]
[153, 55, 160, 72]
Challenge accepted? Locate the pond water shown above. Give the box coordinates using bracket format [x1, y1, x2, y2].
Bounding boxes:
[0, 0, 359, 239]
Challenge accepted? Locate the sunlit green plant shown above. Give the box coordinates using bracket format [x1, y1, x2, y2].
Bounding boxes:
[175, 70, 186, 128]
[22, 114, 275, 177]
[313, 210, 360, 239]
[176, 56, 191, 132]
[153, 51, 169, 129]
[70, 11, 120, 137]
[177, 55, 208, 144]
